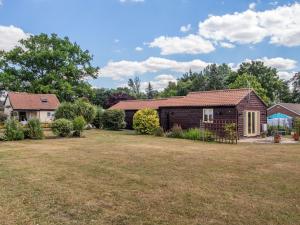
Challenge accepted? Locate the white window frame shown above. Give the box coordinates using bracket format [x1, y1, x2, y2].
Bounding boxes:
[203, 108, 214, 123]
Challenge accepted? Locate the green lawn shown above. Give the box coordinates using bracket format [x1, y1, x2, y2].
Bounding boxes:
[0, 130, 299, 225]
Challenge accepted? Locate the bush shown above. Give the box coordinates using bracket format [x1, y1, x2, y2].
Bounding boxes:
[294, 117, 300, 135]
[102, 109, 126, 130]
[183, 128, 200, 140]
[73, 116, 86, 137]
[166, 124, 183, 138]
[55, 102, 76, 120]
[133, 108, 160, 135]
[0, 112, 8, 123]
[4, 119, 24, 141]
[25, 118, 44, 139]
[55, 99, 96, 124]
[73, 99, 96, 124]
[92, 107, 104, 129]
[224, 123, 237, 142]
[51, 119, 73, 137]
[153, 127, 164, 137]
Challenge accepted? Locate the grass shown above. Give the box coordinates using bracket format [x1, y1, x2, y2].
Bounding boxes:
[0, 129, 299, 225]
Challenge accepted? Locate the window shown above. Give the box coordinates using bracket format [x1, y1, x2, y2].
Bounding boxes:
[203, 109, 213, 123]
[47, 112, 52, 117]
[41, 98, 48, 103]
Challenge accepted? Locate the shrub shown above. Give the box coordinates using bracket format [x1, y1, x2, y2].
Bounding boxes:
[4, 119, 24, 141]
[294, 117, 300, 135]
[166, 124, 183, 138]
[224, 123, 237, 143]
[183, 128, 200, 140]
[0, 112, 8, 123]
[73, 116, 86, 137]
[153, 127, 164, 137]
[102, 109, 126, 130]
[55, 102, 76, 120]
[55, 99, 96, 124]
[92, 107, 104, 129]
[25, 118, 44, 139]
[51, 119, 73, 137]
[133, 108, 160, 135]
[73, 99, 96, 124]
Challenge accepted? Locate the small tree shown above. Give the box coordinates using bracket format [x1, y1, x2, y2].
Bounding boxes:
[294, 117, 300, 135]
[92, 107, 104, 129]
[55, 99, 96, 124]
[51, 119, 73, 137]
[0, 112, 8, 123]
[55, 102, 76, 120]
[133, 109, 160, 135]
[4, 119, 24, 141]
[102, 110, 126, 130]
[25, 118, 44, 139]
[73, 116, 86, 137]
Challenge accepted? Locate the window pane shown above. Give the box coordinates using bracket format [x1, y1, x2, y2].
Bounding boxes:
[248, 112, 251, 134]
[209, 114, 213, 121]
[252, 112, 256, 134]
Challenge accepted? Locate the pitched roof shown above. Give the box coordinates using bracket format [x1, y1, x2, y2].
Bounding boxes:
[110, 89, 253, 110]
[7, 92, 60, 110]
[269, 103, 300, 116]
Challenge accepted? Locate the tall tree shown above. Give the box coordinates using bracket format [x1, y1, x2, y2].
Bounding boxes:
[291, 72, 300, 103]
[233, 61, 291, 103]
[128, 76, 141, 98]
[229, 73, 270, 105]
[0, 33, 98, 101]
[145, 82, 155, 99]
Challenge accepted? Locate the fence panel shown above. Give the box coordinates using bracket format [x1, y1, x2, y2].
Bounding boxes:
[199, 119, 238, 144]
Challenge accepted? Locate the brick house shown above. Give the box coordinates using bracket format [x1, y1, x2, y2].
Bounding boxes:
[268, 103, 300, 118]
[110, 89, 268, 138]
[4, 92, 60, 123]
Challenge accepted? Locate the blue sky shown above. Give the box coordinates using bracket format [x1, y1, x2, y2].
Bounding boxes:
[0, 0, 299, 91]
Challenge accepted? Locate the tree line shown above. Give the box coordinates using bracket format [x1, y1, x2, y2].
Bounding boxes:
[0, 33, 299, 109]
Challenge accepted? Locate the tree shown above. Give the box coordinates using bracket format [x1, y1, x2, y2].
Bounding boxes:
[146, 82, 155, 99]
[105, 92, 135, 109]
[229, 73, 270, 105]
[0, 33, 98, 101]
[291, 72, 300, 103]
[233, 61, 291, 103]
[204, 64, 229, 90]
[128, 76, 141, 98]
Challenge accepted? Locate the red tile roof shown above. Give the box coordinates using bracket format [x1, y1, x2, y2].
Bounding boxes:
[110, 89, 253, 110]
[7, 92, 60, 110]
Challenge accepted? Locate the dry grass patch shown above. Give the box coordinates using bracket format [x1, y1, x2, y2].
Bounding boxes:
[0, 130, 299, 225]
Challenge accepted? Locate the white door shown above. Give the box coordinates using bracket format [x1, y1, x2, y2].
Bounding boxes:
[244, 111, 260, 137]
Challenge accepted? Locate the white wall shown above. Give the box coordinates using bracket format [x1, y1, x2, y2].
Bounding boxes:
[38, 111, 55, 123]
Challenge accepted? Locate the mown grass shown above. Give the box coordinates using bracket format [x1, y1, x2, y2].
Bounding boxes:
[0, 129, 299, 225]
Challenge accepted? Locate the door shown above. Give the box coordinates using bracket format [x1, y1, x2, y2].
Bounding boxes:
[244, 111, 260, 137]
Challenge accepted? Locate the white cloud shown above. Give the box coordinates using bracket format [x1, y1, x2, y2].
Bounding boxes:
[141, 74, 177, 91]
[180, 24, 191, 33]
[277, 71, 295, 80]
[256, 57, 297, 70]
[199, 3, 300, 47]
[0, 25, 30, 51]
[101, 57, 211, 80]
[135, 46, 143, 51]
[0, 0, 3, 6]
[149, 34, 215, 55]
[249, 2, 256, 10]
[219, 42, 235, 48]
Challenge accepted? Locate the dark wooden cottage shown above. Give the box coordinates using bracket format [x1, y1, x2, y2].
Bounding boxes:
[110, 89, 267, 138]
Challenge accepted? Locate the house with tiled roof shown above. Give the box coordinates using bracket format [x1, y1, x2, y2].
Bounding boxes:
[110, 89, 268, 138]
[4, 92, 60, 123]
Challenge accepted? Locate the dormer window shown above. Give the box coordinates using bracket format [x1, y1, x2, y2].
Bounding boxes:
[41, 98, 48, 103]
